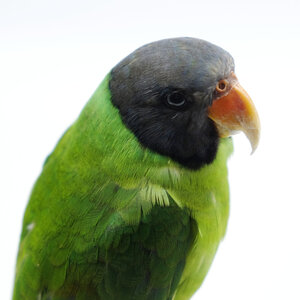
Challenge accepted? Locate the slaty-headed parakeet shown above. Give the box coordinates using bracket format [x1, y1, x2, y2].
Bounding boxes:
[13, 37, 260, 300]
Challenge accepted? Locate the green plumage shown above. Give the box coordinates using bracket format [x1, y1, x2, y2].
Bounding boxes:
[13, 75, 233, 299]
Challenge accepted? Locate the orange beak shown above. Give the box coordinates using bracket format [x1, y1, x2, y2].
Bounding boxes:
[208, 76, 260, 153]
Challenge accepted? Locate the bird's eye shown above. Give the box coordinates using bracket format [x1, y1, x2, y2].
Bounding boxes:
[166, 91, 187, 109]
[216, 80, 228, 93]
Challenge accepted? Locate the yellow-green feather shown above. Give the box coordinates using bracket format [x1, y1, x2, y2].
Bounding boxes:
[13, 75, 233, 300]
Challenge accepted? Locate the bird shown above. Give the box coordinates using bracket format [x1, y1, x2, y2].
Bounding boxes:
[13, 37, 260, 300]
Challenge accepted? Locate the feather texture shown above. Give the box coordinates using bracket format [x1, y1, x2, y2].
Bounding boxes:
[13, 75, 233, 300]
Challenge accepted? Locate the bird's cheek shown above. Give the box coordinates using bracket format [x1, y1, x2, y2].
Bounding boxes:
[208, 82, 260, 153]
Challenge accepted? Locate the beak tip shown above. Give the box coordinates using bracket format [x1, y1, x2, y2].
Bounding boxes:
[250, 147, 257, 155]
[247, 129, 260, 155]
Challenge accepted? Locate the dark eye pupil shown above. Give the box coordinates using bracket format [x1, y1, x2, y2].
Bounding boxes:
[167, 91, 186, 107]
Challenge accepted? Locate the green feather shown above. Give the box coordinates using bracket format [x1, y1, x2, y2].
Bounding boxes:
[13, 75, 233, 300]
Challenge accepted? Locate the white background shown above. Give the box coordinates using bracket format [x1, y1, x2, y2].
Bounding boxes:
[1, 0, 300, 299]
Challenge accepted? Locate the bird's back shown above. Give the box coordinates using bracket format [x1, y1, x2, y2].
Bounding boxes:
[13, 181, 197, 300]
[13, 71, 235, 300]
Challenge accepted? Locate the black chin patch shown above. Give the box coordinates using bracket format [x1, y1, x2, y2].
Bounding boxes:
[109, 83, 220, 170]
[167, 120, 219, 170]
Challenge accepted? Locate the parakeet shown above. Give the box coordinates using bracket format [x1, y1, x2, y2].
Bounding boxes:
[13, 37, 260, 300]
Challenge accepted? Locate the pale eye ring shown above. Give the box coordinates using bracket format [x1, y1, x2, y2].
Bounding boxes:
[166, 91, 187, 108]
[216, 80, 228, 93]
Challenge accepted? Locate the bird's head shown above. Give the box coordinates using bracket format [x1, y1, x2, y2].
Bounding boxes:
[109, 37, 260, 170]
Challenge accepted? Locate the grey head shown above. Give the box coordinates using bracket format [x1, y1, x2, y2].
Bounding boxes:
[109, 37, 235, 170]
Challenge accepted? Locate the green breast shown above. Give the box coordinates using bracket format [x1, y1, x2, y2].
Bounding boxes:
[13, 75, 233, 300]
